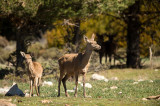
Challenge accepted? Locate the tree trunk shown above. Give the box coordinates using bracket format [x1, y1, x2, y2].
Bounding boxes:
[16, 29, 28, 70]
[126, 1, 141, 68]
[72, 19, 82, 52]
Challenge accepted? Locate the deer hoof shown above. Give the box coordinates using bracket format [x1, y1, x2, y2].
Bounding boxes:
[74, 94, 77, 98]
[66, 94, 70, 97]
[65, 93, 70, 97]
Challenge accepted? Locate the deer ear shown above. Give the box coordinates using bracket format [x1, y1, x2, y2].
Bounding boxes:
[20, 51, 25, 57]
[84, 35, 88, 42]
[91, 33, 95, 40]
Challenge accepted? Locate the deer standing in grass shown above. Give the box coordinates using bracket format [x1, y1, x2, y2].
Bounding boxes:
[58, 34, 101, 97]
[20, 52, 43, 97]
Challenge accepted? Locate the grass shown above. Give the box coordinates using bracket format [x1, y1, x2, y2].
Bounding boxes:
[0, 68, 160, 106]
[79, 68, 160, 82]
[95, 68, 160, 80]
[0, 80, 160, 106]
[0, 96, 151, 106]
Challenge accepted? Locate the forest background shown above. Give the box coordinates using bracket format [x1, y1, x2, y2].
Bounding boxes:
[0, 0, 160, 105]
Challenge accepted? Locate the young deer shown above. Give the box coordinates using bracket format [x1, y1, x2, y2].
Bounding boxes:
[20, 52, 43, 97]
[58, 34, 101, 97]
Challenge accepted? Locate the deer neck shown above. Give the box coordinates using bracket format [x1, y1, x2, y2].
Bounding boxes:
[81, 46, 93, 68]
[26, 61, 35, 75]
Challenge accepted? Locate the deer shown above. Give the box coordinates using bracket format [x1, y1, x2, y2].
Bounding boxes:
[97, 34, 117, 66]
[58, 33, 101, 98]
[20, 51, 43, 97]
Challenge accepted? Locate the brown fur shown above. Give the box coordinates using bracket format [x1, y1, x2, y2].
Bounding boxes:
[20, 52, 43, 97]
[58, 34, 101, 97]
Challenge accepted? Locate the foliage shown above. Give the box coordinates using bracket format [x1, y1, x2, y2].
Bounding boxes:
[45, 24, 67, 48]
[0, 47, 10, 63]
[40, 0, 135, 49]
[1, 0, 160, 68]
[138, 0, 160, 57]
[80, 15, 127, 47]
[45, 14, 127, 49]
[0, 0, 41, 17]
[27, 42, 44, 59]
[0, 0, 135, 24]
[37, 0, 135, 19]
[0, 41, 15, 64]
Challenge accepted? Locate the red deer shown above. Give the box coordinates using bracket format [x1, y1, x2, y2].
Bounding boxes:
[97, 34, 117, 66]
[58, 34, 101, 97]
[20, 52, 43, 97]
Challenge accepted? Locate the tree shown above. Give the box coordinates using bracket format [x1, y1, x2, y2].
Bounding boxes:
[3, 0, 160, 69]
[123, 0, 141, 68]
[0, 1, 41, 69]
[122, 0, 160, 68]
[44, 0, 135, 52]
[78, 0, 160, 68]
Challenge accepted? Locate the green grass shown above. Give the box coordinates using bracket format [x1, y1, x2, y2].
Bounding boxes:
[0, 80, 160, 106]
[1, 96, 153, 106]
[89, 68, 160, 80]
[0, 69, 160, 106]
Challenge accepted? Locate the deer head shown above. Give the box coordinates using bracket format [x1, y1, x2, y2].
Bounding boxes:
[84, 33, 101, 51]
[20, 51, 32, 64]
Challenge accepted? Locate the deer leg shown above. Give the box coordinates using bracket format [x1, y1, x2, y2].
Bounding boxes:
[105, 55, 107, 64]
[58, 78, 62, 97]
[62, 75, 69, 97]
[83, 73, 86, 98]
[99, 53, 102, 64]
[29, 79, 33, 97]
[31, 80, 34, 96]
[74, 74, 78, 97]
[109, 55, 112, 66]
[58, 72, 64, 97]
[38, 77, 41, 95]
[113, 55, 116, 66]
[35, 77, 39, 96]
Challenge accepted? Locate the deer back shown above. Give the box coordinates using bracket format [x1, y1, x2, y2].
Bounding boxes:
[59, 53, 82, 69]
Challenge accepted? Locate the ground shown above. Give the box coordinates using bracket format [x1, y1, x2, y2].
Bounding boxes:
[0, 68, 160, 106]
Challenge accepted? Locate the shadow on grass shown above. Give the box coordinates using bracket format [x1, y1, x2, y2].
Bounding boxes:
[0, 68, 13, 79]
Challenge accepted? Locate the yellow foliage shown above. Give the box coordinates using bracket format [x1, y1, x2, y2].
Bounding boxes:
[80, 15, 109, 37]
[140, 24, 160, 57]
[44, 14, 160, 58]
[45, 23, 67, 48]
[80, 15, 127, 48]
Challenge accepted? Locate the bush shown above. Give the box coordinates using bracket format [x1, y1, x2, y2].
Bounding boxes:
[40, 47, 63, 60]
[0, 47, 12, 64]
